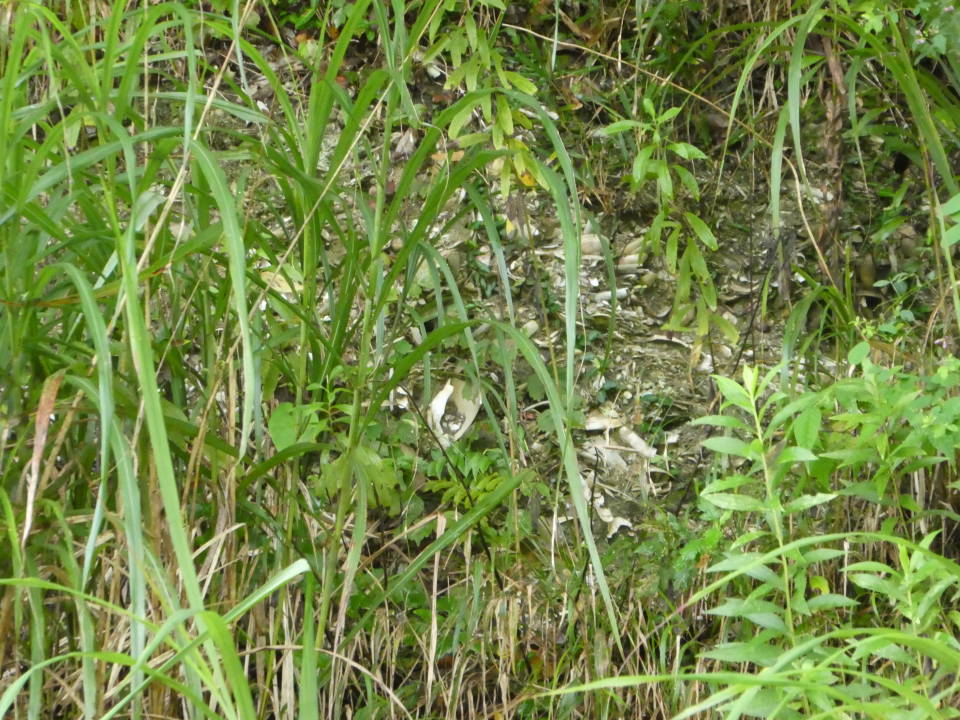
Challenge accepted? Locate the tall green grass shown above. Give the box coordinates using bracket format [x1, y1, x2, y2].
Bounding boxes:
[4, 0, 960, 718]
[0, 0, 610, 716]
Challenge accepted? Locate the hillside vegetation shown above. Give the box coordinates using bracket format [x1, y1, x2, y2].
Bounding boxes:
[2, 1, 960, 718]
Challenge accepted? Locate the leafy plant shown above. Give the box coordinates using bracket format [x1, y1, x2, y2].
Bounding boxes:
[421, 1, 542, 195]
[678, 358, 960, 716]
[601, 98, 735, 348]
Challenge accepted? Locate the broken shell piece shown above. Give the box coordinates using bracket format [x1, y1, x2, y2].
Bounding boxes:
[578, 440, 628, 471]
[581, 232, 604, 256]
[584, 410, 626, 432]
[261, 269, 302, 295]
[696, 353, 715, 373]
[394, 127, 417, 158]
[621, 237, 644, 256]
[593, 288, 629, 302]
[617, 254, 640, 272]
[616, 426, 656, 458]
[428, 381, 454, 430]
[606, 516, 632, 537]
[594, 505, 633, 537]
[427, 378, 483, 447]
[389, 383, 410, 411]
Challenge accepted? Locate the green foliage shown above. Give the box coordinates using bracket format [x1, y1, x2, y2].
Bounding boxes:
[602, 99, 734, 345]
[683, 359, 960, 716]
[422, 2, 542, 195]
[602, 101, 704, 201]
[854, 0, 960, 60]
[5, 0, 960, 717]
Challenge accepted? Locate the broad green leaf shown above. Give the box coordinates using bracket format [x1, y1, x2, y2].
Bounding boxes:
[659, 105, 681, 122]
[744, 564, 782, 586]
[844, 561, 896, 574]
[708, 597, 785, 627]
[665, 224, 680, 273]
[503, 71, 536, 95]
[667, 141, 707, 160]
[730, 530, 770, 549]
[691, 414, 750, 431]
[742, 612, 786, 631]
[942, 223, 960, 249]
[805, 593, 857, 611]
[683, 211, 718, 251]
[702, 492, 764, 511]
[775, 445, 818, 465]
[702, 474, 754, 493]
[268, 403, 298, 451]
[848, 573, 906, 603]
[672, 163, 700, 200]
[701, 639, 781, 666]
[848, 340, 871, 365]
[449, 102, 476, 138]
[495, 94, 513, 135]
[464, 12, 477, 48]
[688, 243, 709, 281]
[702, 435, 753, 458]
[707, 552, 765, 573]
[917, 577, 957, 628]
[784, 493, 836, 513]
[656, 161, 673, 199]
[603, 119, 644, 135]
[631, 145, 655, 182]
[712, 375, 753, 410]
[793, 406, 822, 449]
